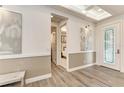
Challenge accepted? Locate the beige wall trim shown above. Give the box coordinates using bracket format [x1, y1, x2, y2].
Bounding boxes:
[67, 63, 95, 72]
[25, 73, 51, 84]
[0, 54, 50, 60]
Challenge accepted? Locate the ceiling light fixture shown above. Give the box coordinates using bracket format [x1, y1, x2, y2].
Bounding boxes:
[98, 8, 102, 12]
[82, 10, 86, 14]
[51, 15, 53, 18]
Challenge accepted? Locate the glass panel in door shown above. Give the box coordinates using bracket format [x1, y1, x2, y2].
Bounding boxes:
[104, 28, 115, 64]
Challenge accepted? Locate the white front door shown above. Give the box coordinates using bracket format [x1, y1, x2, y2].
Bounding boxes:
[101, 23, 120, 70]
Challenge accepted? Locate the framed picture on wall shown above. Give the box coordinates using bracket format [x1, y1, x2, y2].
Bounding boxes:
[0, 10, 22, 55]
[80, 25, 93, 51]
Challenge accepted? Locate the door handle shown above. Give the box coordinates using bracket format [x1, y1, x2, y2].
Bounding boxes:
[116, 49, 120, 54]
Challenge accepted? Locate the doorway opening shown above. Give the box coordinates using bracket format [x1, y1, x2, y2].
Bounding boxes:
[51, 13, 68, 70]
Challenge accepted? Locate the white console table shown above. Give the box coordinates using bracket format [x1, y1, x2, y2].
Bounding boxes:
[0, 71, 25, 87]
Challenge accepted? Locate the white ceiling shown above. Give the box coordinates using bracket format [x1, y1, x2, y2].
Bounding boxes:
[49, 5, 124, 23]
[98, 5, 124, 16]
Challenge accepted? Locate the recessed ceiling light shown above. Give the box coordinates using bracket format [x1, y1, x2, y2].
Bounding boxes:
[61, 26, 67, 32]
[51, 15, 53, 18]
[98, 8, 102, 12]
[82, 10, 86, 14]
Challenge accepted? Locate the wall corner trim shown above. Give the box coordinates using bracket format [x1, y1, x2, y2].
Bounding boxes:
[67, 63, 95, 72]
[25, 73, 51, 84]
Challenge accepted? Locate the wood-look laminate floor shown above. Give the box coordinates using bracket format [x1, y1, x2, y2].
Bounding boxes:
[3, 64, 124, 87]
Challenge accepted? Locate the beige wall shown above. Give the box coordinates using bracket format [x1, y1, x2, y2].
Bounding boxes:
[0, 56, 51, 79]
[69, 52, 96, 69]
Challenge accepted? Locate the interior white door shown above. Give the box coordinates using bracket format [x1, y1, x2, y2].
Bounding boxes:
[101, 23, 120, 70]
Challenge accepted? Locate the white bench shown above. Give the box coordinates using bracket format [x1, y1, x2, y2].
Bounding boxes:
[0, 71, 25, 87]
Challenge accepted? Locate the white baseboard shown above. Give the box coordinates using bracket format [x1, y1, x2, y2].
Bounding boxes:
[25, 73, 51, 84]
[67, 63, 95, 72]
